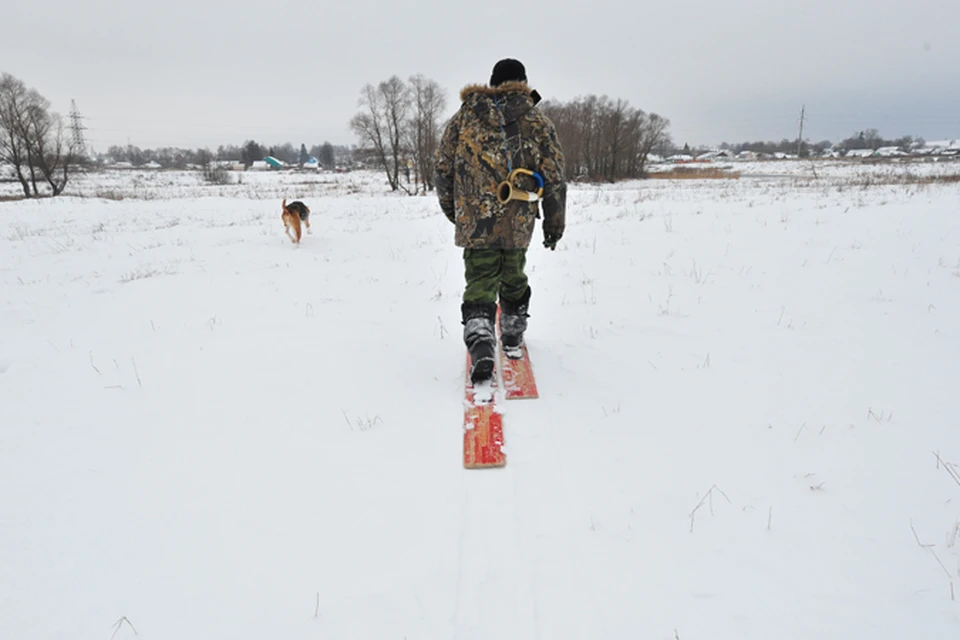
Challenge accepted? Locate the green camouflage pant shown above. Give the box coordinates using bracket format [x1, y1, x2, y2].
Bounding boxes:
[462, 248, 529, 304]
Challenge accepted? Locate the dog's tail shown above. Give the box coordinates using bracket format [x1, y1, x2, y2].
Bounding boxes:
[282, 197, 287, 211]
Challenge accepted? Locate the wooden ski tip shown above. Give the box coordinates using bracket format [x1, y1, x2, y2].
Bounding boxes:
[463, 404, 506, 468]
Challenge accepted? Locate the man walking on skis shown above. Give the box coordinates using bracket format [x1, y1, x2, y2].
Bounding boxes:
[435, 58, 567, 385]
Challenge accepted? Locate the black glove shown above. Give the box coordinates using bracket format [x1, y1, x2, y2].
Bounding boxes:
[543, 231, 562, 250]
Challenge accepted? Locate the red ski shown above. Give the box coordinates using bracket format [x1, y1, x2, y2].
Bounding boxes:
[463, 354, 505, 469]
[500, 344, 539, 400]
[496, 306, 539, 400]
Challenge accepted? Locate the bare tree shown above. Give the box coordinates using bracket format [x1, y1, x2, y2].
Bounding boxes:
[635, 112, 671, 178]
[381, 76, 411, 192]
[24, 99, 73, 195]
[350, 76, 412, 192]
[350, 84, 396, 185]
[407, 74, 446, 194]
[350, 84, 392, 188]
[601, 98, 630, 182]
[0, 73, 75, 196]
[350, 74, 448, 193]
[0, 73, 35, 197]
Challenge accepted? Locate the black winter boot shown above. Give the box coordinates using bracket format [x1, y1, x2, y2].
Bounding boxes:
[461, 302, 497, 385]
[499, 287, 531, 359]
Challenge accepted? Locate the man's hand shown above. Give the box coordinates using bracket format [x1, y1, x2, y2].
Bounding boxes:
[543, 231, 562, 250]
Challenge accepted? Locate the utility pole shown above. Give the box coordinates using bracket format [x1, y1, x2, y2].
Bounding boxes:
[796, 104, 806, 157]
[69, 99, 87, 157]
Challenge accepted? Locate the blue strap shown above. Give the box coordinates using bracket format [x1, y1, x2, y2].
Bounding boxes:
[531, 171, 544, 191]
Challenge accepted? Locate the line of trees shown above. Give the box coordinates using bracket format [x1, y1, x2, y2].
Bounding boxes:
[719, 129, 925, 157]
[540, 95, 672, 182]
[718, 139, 831, 156]
[101, 140, 354, 169]
[349, 74, 446, 194]
[0, 73, 77, 197]
[836, 129, 923, 152]
[348, 79, 673, 188]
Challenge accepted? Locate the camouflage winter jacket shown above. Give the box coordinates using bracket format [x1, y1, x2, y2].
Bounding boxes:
[435, 81, 566, 250]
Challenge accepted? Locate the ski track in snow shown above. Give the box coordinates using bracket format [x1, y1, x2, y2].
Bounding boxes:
[1, 164, 960, 639]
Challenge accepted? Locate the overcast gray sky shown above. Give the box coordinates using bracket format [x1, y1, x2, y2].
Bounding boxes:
[5, 0, 959, 152]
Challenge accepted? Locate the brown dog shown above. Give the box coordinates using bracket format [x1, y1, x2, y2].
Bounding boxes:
[281, 198, 311, 244]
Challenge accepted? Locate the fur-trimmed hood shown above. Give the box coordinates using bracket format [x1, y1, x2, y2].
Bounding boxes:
[458, 80, 534, 102]
[458, 81, 542, 129]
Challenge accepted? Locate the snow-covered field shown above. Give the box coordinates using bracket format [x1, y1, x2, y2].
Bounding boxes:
[1, 165, 959, 639]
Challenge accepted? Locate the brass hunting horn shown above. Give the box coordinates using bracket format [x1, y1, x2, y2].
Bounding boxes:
[496, 168, 544, 204]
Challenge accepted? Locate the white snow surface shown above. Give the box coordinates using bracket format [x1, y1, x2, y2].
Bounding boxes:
[2, 166, 959, 639]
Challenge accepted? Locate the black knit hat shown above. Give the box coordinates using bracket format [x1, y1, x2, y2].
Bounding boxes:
[490, 58, 527, 87]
